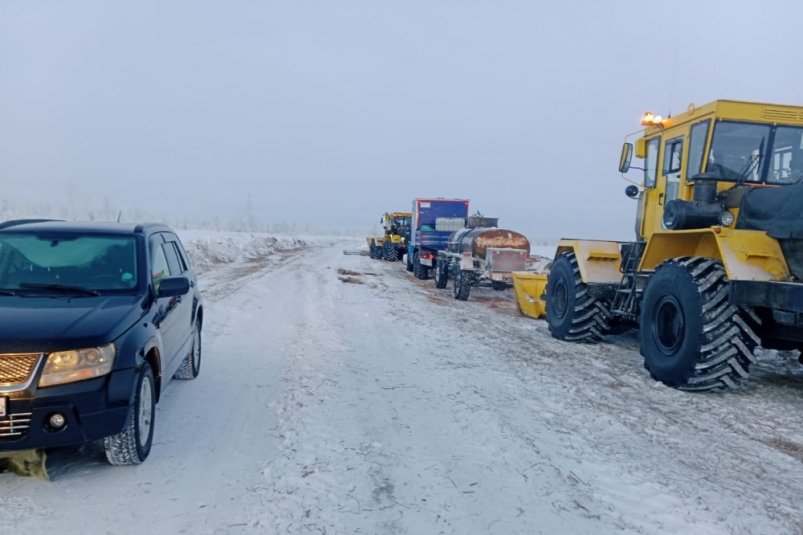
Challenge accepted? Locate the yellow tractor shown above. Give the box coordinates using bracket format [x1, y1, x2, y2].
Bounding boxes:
[367, 211, 411, 261]
[545, 100, 803, 391]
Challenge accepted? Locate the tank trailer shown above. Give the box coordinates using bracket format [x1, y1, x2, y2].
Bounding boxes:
[434, 216, 530, 301]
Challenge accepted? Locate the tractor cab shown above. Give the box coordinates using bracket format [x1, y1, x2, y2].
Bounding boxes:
[619, 100, 803, 242]
[383, 212, 412, 242]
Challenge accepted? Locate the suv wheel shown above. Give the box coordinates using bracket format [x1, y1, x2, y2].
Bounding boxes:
[174, 321, 202, 380]
[104, 362, 156, 465]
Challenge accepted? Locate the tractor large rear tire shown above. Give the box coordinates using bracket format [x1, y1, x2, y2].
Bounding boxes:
[546, 252, 610, 342]
[453, 270, 472, 301]
[639, 257, 759, 391]
[435, 259, 449, 289]
[383, 240, 398, 261]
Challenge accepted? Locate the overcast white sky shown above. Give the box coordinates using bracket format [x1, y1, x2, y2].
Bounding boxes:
[2, 1, 802, 240]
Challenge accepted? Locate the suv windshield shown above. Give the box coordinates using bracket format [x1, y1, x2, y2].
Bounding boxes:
[0, 233, 138, 293]
[707, 121, 803, 184]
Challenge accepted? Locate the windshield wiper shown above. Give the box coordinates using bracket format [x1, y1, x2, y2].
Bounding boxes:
[737, 137, 765, 184]
[18, 283, 101, 297]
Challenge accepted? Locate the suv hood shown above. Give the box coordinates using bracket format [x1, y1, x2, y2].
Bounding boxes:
[0, 295, 146, 353]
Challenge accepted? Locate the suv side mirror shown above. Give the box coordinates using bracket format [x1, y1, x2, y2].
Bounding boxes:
[619, 143, 634, 173]
[157, 276, 190, 298]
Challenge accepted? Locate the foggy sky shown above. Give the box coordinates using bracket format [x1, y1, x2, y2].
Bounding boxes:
[2, 1, 802, 241]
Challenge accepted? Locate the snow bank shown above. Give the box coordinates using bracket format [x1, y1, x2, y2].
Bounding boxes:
[177, 230, 334, 272]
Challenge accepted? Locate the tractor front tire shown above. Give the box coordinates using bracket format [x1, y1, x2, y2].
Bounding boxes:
[545, 252, 610, 342]
[640, 257, 759, 391]
[369, 242, 380, 260]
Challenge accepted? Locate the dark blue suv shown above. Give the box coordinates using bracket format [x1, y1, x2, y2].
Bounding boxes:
[0, 220, 203, 465]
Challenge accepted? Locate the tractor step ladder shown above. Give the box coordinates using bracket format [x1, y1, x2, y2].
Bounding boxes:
[611, 242, 646, 320]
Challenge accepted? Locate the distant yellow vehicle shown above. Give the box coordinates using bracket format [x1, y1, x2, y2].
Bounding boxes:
[367, 212, 411, 261]
[545, 100, 803, 391]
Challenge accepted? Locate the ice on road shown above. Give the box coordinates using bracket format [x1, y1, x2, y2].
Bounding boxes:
[2, 240, 802, 535]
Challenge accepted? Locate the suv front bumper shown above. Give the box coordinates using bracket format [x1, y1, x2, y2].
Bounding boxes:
[0, 368, 136, 451]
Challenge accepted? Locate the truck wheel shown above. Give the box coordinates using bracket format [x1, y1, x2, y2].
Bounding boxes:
[546, 252, 610, 342]
[435, 259, 449, 289]
[640, 257, 759, 391]
[453, 270, 472, 301]
[104, 363, 156, 465]
[413, 253, 429, 280]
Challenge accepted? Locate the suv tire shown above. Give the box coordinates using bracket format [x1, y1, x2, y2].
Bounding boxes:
[104, 362, 156, 465]
[174, 321, 202, 380]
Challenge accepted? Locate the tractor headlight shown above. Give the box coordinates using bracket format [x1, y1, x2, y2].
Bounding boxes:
[39, 344, 116, 387]
[720, 210, 735, 227]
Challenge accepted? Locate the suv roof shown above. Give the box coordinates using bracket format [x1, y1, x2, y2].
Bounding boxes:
[0, 220, 174, 235]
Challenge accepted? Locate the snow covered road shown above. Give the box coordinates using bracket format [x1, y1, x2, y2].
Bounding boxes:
[2, 241, 802, 534]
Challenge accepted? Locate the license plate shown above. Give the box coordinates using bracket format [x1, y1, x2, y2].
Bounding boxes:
[0, 397, 6, 418]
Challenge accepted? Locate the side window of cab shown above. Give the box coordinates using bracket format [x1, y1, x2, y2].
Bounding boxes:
[644, 138, 660, 188]
[150, 239, 170, 291]
[163, 234, 189, 275]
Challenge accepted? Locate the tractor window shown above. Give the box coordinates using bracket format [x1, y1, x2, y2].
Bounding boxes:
[687, 120, 710, 178]
[768, 126, 803, 184]
[707, 121, 770, 182]
[662, 138, 683, 174]
[644, 137, 660, 188]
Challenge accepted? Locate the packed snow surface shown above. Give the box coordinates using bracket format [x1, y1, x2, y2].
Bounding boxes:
[1, 233, 802, 534]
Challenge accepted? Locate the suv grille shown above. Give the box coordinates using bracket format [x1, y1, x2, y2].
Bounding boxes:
[0, 413, 33, 438]
[0, 354, 42, 386]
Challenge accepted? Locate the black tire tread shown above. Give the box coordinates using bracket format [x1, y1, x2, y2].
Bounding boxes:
[104, 364, 154, 466]
[644, 256, 758, 391]
[547, 252, 611, 343]
[453, 270, 472, 301]
[435, 259, 448, 289]
[174, 323, 201, 380]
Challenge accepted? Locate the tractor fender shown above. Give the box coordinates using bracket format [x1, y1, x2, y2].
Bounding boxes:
[555, 239, 623, 284]
[639, 229, 790, 281]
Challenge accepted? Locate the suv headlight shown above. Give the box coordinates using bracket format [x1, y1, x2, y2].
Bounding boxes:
[39, 344, 116, 387]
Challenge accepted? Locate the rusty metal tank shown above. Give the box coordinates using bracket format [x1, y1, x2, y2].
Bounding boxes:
[446, 227, 530, 259]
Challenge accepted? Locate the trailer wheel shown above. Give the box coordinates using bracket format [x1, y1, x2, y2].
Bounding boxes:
[435, 259, 449, 289]
[492, 281, 507, 291]
[546, 252, 610, 342]
[413, 253, 429, 280]
[453, 270, 472, 301]
[640, 257, 759, 391]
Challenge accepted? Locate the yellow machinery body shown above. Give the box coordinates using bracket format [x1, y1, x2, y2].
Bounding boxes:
[561, 100, 803, 284]
[534, 99, 803, 390]
[511, 272, 548, 318]
[368, 211, 412, 260]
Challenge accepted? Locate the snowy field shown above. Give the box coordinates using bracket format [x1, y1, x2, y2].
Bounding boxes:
[1, 234, 802, 535]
